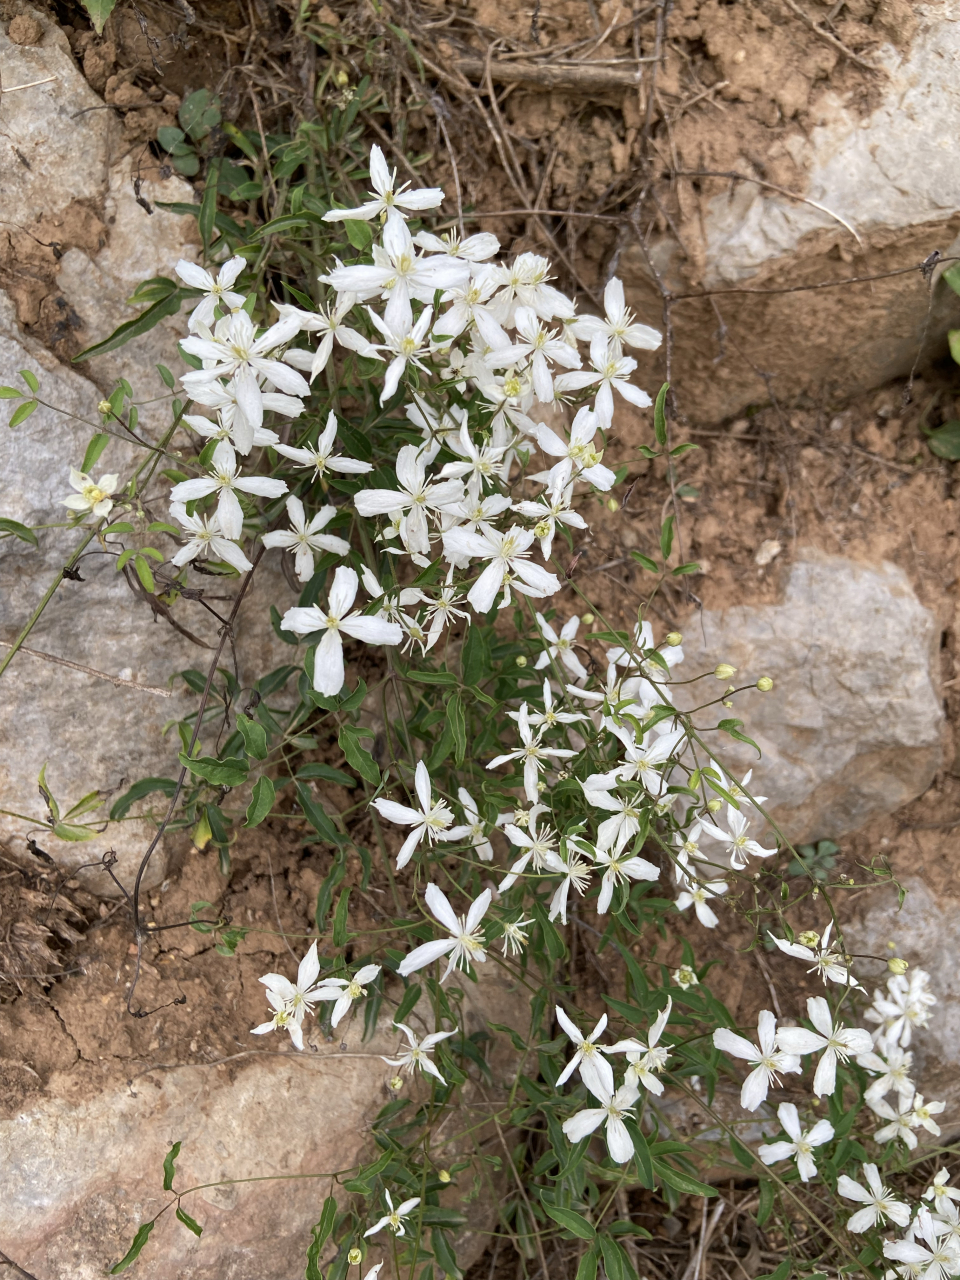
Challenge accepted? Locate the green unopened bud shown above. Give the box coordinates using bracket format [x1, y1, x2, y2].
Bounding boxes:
[798, 930, 820, 948]
[706, 798, 722, 812]
[98, 399, 112, 416]
[335, 69, 350, 87]
[665, 632, 682, 646]
[438, 1169, 451, 1183]
[722, 699, 733, 708]
[714, 663, 737, 680]
[757, 676, 774, 692]
[349, 1249, 363, 1265]
[389, 1075, 404, 1091]
[582, 612, 595, 625]
[888, 956, 909, 975]
[516, 654, 527, 668]
[606, 497, 620, 512]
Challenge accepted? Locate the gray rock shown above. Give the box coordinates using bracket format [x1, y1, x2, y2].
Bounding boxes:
[677, 552, 943, 843]
[1, 970, 523, 1280]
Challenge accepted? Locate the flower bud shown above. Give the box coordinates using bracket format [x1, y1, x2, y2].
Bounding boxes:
[665, 632, 682, 647]
[335, 69, 350, 87]
[98, 399, 112, 416]
[798, 930, 820, 948]
[582, 612, 595, 625]
[757, 676, 774, 692]
[722, 699, 733, 708]
[438, 1169, 451, 1183]
[389, 1075, 404, 1091]
[606, 497, 620, 513]
[714, 663, 737, 680]
[349, 1249, 363, 1265]
[888, 957, 909, 975]
[516, 654, 527, 667]
[706, 798, 722, 812]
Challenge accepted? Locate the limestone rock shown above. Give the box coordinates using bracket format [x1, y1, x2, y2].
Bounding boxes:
[622, 3, 960, 422]
[677, 552, 943, 843]
[1, 969, 524, 1280]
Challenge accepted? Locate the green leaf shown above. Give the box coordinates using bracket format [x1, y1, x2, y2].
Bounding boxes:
[0, 517, 38, 547]
[450, 692, 466, 766]
[296, 780, 343, 845]
[629, 551, 659, 573]
[653, 1161, 717, 1198]
[394, 982, 422, 1025]
[672, 561, 700, 576]
[306, 1196, 339, 1280]
[345, 219, 375, 251]
[717, 718, 761, 755]
[162, 1140, 182, 1191]
[179, 88, 221, 140]
[653, 381, 669, 445]
[431, 1229, 462, 1280]
[175, 1206, 203, 1237]
[157, 125, 186, 150]
[236, 712, 268, 760]
[245, 776, 275, 828]
[756, 1261, 791, 1280]
[37, 762, 59, 822]
[295, 762, 356, 788]
[598, 1234, 635, 1280]
[757, 1178, 775, 1227]
[659, 515, 675, 561]
[110, 777, 177, 820]
[52, 821, 96, 842]
[332, 887, 352, 947]
[0, 386, 23, 398]
[222, 120, 260, 161]
[172, 153, 201, 177]
[110, 1221, 155, 1273]
[542, 1204, 595, 1241]
[404, 669, 459, 685]
[73, 292, 184, 363]
[925, 420, 960, 460]
[81, 431, 110, 473]
[9, 399, 38, 428]
[178, 753, 249, 787]
[575, 1246, 599, 1280]
[625, 1119, 654, 1188]
[199, 172, 218, 253]
[19, 368, 39, 393]
[943, 263, 960, 297]
[134, 554, 156, 593]
[339, 724, 380, 785]
[461, 625, 490, 685]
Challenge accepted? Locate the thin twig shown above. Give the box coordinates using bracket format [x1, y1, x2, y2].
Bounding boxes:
[0, 641, 172, 697]
[779, 0, 885, 72]
[673, 168, 862, 247]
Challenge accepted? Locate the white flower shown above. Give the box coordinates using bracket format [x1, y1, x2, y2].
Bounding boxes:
[858, 1044, 916, 1108]
[562, 1081, 639, 1165]
[354, 443, 463, 556]
[676, 879, 728, 929]
[544, 844, 593, 924]
[870, 1095, 920, 1150]
[444, 787, 494, 862]
[866, 968, 937, 1051]
[533, 407, 616, 492]
[925, 1171, 960, 1208]
[280, 564, 402, 696]
[433, 267, 509, 346]
[596, 723, 685, 798]
[370, 760, 457, 870]
[176, 254, 246, 329]
[363, 1189, 421, 1238]
[532, 613, 588, 681]
[884, 1213, 960, 1280]
[513, 482, 587, 562]
[672, 965, 699, 991]
[576, 277, 662, 355]
[414, 228, 500, 260]
[583, 785, 645, 856]
[712, 1010, 801, 1112]
[275, 410, 374, 480]
[253, 941, 324, 1048]
[183, 410, 279, 454]
[558, 334, 652, 427]
[555, 1007, 615, 1098]
[775, 995, 873, 1098]
[767, 920, 863, 990]
[499, 812, 559, 891]
[170, 501, 252, 572]
[501, 916, 532, 956]
[261, 495, 350, 582]
[757, 1102, 834, 1182]
[912, 1093, 946, 1135]
[169, 440, 288, 540]
[511, 677, 587, 732]
[278, 293, 381, 380]
[323, 144, 443, 223]
[487, 702, 575, 803]
[594, 844, 659, 914]
[382, 1021, 457, 1084]
[367, 305, 436, 403]
[488, 305, 582, 402]
[608, 999, 673, 1095]
[324, 216, 465, 329]
[314, 963, 381, 1027]
[489, 251, 571, 324]
[443, 525, 561, 614]
[397, 884, 491, 981]
[62, 467, 120, 519]
[672, 822, 708, 884]
[180, 309, 309, 433]
[699, 804, 776, 870]
[838, 1163, 911, 1233]
[251, 989, 306, 1050]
